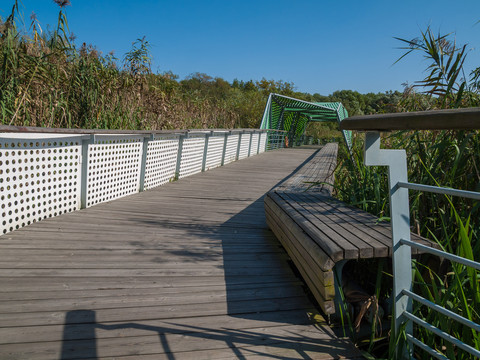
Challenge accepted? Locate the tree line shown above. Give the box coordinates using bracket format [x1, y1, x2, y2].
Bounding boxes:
[1, 1, 424, 133]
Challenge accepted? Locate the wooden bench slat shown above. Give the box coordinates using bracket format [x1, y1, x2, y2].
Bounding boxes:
[308, 193, 436, 255]
[276, 191, 361, 260]
[295, 193, 390, 258]
[283, 192, 376, 259]
[307, 194, 395, 255]
[268, 192, 346, 262]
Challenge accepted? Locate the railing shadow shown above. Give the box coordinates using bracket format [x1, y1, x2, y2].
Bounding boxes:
[61, 310, 98, 360]
[60, 309, 349, 360]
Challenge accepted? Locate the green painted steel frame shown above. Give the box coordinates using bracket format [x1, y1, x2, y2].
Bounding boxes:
[260, 93, 352, 149]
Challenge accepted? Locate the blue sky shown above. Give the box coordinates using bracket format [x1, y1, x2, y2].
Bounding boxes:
[4, 0, 480, 95]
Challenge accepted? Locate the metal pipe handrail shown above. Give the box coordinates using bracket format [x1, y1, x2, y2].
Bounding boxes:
[397, 181, 480, 200]
[400, 238, 480, 271]
[402, 289, 480, 332]
[406, 334, 449, 360]
[403, 311, 480, 358]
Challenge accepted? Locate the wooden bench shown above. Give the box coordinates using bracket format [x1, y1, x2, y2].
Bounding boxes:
[264, 143, 436, 316]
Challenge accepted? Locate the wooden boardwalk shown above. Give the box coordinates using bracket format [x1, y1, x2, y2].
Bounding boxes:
[0, 147, 361, 360]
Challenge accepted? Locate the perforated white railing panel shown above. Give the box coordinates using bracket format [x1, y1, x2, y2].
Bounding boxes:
[0, 130, 267, 235]
[205, 135, 225, 171]
[259, 133, 267, 153]
[144, 138, 179, 190]
[250, 133, 259, 156]
[179, 136, 205, 179]
[0, 135, 82, 235]
[238, 133, 251, 160]
[224, 134, 239, 165]
[86, 136, 143, 207]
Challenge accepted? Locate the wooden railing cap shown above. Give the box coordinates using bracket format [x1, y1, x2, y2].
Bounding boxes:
[340, 107, 480, 131]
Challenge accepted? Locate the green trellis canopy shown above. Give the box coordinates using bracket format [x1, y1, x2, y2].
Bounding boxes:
[259, 93, 352, 148]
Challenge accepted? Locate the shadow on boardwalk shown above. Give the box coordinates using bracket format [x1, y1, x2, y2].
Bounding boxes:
[60, 309, 353, 360]
[0, 147, 361, 359]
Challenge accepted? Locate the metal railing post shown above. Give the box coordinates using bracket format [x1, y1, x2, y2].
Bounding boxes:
[247, 130, 253, 157]
[236, 131, 243, 161]
[202, 131, 212, 172]
[221, 131, 229, 166]
[256, 131, 261, 155]
[364, 131, 412, 358]
[139, 134, 153, 192]
[80, 135, 94, 209]
[175, 133, 185, 180]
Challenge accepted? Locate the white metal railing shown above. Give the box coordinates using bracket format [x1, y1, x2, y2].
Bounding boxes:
[0, 129, 269, 235]
[266, 130, 286, 150]
[364, 132, 480, 359]
[340, 110, 480, 359]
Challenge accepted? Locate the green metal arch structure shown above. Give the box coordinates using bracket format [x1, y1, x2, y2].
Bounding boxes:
[259, 93, 352, 149]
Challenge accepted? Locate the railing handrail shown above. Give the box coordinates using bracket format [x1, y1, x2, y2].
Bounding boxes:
[0, 124, 275, 135]
[339, 107, 480, 131]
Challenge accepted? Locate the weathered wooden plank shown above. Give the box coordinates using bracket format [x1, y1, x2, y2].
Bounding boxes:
[86, 342, 362, 360]
[268, 192, 347, 261]
[0, 258, 289, 269]
[304, 193, 391, 257]
[308, 193, 437, 255]
[279, 191, 364, 259]
[0, 275, 299, 292]
[287, 192, 385, 258]
[0, 309, 318, 344]
[0, 296, 313, 327]
[277, 143, 338, 195]
[0, 242, 282, 251]
[0, 251, 287, 264]
[7, 226, 278, 240]
[1, 285, 306, 314]
[0, 281, 302, 301]
[0, 265, 294, 277]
